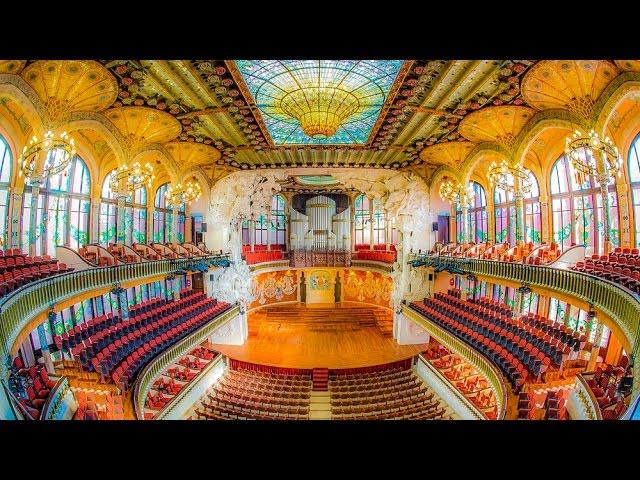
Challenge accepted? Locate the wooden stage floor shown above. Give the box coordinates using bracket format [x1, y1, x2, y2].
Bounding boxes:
[211, 302, 428, 369]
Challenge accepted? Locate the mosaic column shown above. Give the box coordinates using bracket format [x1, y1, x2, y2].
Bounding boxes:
[349, 196, 356, 252]
[597, 171, 613, 256]
[170, 207, 179, 243]
[486, 194, 495, 243]
[369, 198, 375, 250]
[90, 198, 100, 245]
[116, 196, 126, 245]
[250, 219, 255, 252]
[10, 192, 22, 249]
[113, 287, 129, 320]
[538, 195, 550, 244]
[267, 212, 272, 251]
[514, 191, 525, 247]
[28, 181, 41, 256]
[587, 321, 605, 371]
[616, 182, 631, 248]
[37, 323, 55, 375]
[460, 203, 470, 243]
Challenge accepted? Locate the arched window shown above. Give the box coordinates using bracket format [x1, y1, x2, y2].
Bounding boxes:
[99, 170, 118, 246]
[100, 170, 148, 245]
[21, 155, 91, 254]
[354, 194, 370, 245]
[523, 173, 542, 244]
[550, 153, 618, 254]
[494, 185, 515, 244]
[0, 134, 12, 248]
[372, 198, 386, 244]
[628, 132, 640, 247]
[494, 171, 541, 244]
[153, 183, 172, 243]
[271, 194, 286, 246]
[468, 181, 487, 243]
[176, 202, 185, 243]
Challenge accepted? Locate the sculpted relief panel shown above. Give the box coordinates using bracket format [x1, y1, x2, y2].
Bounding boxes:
[250, 270, 298, 308]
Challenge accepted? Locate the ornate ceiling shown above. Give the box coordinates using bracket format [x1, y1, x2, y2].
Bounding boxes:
[2, 59, 638, 188]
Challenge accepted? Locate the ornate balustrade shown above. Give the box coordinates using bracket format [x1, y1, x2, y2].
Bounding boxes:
[0, 255, 231, 379]
[133, 305, 239, 420]
[402, 305, 508, 419]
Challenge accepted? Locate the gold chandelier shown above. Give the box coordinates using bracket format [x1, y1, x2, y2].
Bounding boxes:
[166, 180, 202, 207]
[565, 129, 621, 183]
[439, 180, 472, 206]
[109, 161, 155, 195]
[19, 130, 76, 181]
[280, 88, 361, 139]
[488, 159, 533, 195]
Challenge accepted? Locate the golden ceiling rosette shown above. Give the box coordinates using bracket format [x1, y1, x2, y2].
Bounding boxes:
[164, 141, 221, 168]
[458, 105, 536, 152]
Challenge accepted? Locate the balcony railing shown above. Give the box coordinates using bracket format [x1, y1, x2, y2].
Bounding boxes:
[570, 373, 603, 420]
[403, 305, 508, 419]
[0, 254, 230, 379]
[133, 305, 239, 420]
[409, 255, 640, 400]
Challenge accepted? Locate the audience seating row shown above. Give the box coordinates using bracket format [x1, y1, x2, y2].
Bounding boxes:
[354, 250, 396, 263]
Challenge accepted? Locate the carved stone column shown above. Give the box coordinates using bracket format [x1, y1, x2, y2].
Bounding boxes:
[90, 198, 101, 245]
[116, 196, 126, 245]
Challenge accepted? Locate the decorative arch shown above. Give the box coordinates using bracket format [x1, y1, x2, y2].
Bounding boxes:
[459, 143, 510, 184]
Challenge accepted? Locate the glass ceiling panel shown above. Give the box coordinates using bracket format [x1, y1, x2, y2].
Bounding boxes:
[235, 60, 403, 145]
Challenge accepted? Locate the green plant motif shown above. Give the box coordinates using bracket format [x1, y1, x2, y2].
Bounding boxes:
[495, 227, 508, 243]
[133, 230, 146, 243]
[176, 232, 185, 243]
[456, 231, 464, 243]
[555, 223, 572, 243]
[100, 225, 117, 245]
[476, 229, 487, 242]
[70, 225, 88, 246]
[74, 305, 84, 326]
[525, 226, 541, 244]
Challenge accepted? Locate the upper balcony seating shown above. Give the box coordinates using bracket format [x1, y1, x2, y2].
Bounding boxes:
[585, 361, 629, 413]
[571, 252, 640, 294]
[410, 292, 586, 391]
[0, 250, 72, 297]
[524, 242, 560, 265]
[481, 242, 510, 260]
[107, 243, 137, 263]
[329, 366, 449, 420]
[195, 367, 312, 420]
[464, 242, 492, 258]
[244, 250, 284, 264]
[353, 249, 396, 263]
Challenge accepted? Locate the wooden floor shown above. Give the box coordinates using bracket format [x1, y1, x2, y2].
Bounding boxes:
[211, 302, 427, 369]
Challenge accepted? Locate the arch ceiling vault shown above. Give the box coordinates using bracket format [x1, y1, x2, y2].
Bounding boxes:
[0, 60, 638, 188]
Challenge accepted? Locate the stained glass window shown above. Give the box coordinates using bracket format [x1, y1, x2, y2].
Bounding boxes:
[271, 194, 286, 246]
[0, 134, 12, 249]
[627, 132, 640, 247]
[468, 181, 487, 243]
[355, 194, 371, 245]
[494, 171, 541, 244]
[153, 183, 174, 243]
[373, 198, 386, 244]
[100, 171, 148, 246]
[550, 153, 618, 255]
[21, 155, 90, 254]
[235, 60, 403, 145]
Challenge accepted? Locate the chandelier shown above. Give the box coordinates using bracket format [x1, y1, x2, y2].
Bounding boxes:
[109, 161, 155, 195]
[19, 130, 76, 181]
[488, 159, 533, 195]
[280, 88, 361, 138]
[565, 129, 622, 183]
[439, 180, 472, 206]
[166, 180, 202, 207]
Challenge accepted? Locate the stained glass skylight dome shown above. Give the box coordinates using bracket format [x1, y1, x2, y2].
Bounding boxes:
[235, 60, 404, 145]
